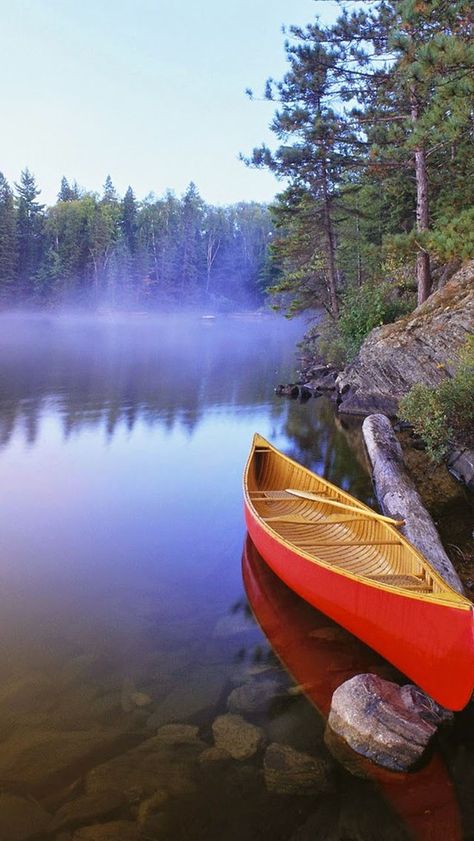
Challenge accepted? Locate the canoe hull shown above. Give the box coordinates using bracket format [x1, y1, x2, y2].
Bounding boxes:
[245, 501, 474, 710]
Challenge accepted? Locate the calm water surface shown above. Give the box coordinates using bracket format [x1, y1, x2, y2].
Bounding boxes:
[0, 313, 471, 840]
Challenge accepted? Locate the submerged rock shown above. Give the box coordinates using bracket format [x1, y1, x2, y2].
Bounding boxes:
[227, 678, 284, 714]
[49, 792, 124, 833]
[0, 729, 124, 792]
[85, 730, 206, 803]
[72, 821, 139, 840]
[263, 743, 333, 796]
[326, 674, 451, 771]
[0, 793, 51, 841]
[212, 714, 265, 760]
[146, 665, 228, 729]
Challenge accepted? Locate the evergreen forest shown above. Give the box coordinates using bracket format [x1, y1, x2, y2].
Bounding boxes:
[0, 173, 273, 310]
[247, 0, 473, 360]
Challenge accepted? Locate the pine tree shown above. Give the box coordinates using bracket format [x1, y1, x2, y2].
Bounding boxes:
[15, 168, 44, 296]
[102, 175, 118, 204]
[58, 176, 79, 202]
[0, 172, 17, 299]
[247, 26, 362, 317]
[122, 186, 138, 255]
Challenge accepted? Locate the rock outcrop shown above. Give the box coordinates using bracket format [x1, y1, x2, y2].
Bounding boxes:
[337, 261, 474, 417]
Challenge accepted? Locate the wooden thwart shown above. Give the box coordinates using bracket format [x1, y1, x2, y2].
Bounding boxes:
[285, 488, 405, 527]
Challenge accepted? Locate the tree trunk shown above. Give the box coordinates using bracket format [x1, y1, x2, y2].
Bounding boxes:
[321, 161, 339, 318]
[362, 413, 464, 594]
[410, 88, 431, 305]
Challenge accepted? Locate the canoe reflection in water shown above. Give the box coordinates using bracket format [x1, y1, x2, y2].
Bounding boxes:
[242, 534, 462, 841]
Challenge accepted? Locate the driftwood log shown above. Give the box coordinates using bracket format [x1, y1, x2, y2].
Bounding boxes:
[362, 413, 464, 595]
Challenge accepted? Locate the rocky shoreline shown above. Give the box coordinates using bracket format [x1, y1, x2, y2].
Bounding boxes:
[279, 261, 474, 492]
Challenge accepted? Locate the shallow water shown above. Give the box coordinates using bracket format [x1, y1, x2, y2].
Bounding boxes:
[0, 312, 471, 840]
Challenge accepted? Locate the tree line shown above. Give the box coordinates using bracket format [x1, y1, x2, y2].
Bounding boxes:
[247, 0, 473, 356]
[0, 172, 273, 309]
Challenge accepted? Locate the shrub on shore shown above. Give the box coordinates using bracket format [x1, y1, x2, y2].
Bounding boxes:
[400, 337, 474, 461]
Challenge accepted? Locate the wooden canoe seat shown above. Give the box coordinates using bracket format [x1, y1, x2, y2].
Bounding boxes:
[368, 574, 433, 592]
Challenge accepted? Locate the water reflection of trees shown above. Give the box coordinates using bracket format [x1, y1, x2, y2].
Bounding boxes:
[282, 399, 377, 506]
[0, 314, 300, 447]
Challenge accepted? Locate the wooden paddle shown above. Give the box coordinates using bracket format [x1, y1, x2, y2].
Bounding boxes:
[285, 488, 405, 527]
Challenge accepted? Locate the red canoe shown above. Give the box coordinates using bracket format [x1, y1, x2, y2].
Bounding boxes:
[243, 434, 474, 710]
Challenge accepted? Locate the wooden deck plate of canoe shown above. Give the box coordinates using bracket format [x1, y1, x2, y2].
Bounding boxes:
[243, 434, 474, 710]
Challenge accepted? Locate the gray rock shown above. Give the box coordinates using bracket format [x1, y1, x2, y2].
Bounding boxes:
[0, 793, 51, 841]
[336, 263, 474, 422]
[304, 364, 338, 392]
[212, 714, 266, 760]
[49, 792, 124, 833]
[227, 678, 283, 714]
[399, 684, 453, 725]
[263, 743, 333, 796]
[326, 674, 442, 771]
[86, 731, 206, 803]
[338, 390, 399, 418]
[448, 447, 474, 491]
[72, 821, 139, 840]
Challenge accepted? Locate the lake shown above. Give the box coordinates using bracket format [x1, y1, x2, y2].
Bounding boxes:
[0, 312, 469, 841]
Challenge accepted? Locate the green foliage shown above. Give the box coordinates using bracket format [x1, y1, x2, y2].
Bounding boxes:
[312, 280, 414, 365]
[400, 337, 474, 461]
[339, 280, 414, 360]
[429, 209, 474, 261]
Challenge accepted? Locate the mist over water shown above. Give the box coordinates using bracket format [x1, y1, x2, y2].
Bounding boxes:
[0, 311, 469, 840]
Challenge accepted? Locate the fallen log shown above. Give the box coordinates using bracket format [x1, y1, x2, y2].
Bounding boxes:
[362, 413, 464, 595]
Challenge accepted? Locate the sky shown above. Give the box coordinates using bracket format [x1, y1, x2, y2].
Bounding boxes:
[2, 0, 338, 206]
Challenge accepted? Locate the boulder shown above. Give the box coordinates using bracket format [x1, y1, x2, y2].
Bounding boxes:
[263, 743, 333, 796]
[212, 714, 265, 760]
[336, 262, 474, 418]
[326, 674, 451, 772]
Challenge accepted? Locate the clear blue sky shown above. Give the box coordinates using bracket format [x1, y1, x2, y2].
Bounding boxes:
[2, 0, 337, 206]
